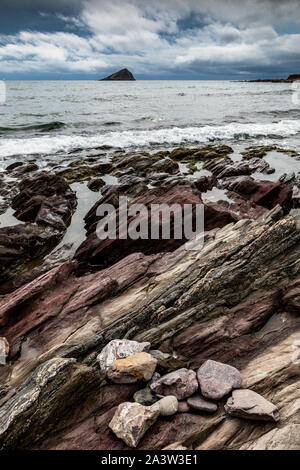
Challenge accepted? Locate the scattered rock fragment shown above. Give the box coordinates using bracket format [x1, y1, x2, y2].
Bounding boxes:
[177, 401, 191, 413]
[150, 368, 198, 400]
[109, 402, 159, 448]
[107, 352, 157, 384]
[97, 339, 151, 372]
[153, 396, 178, 416]
[133, 387, 159, 406]
[225, 389, 280, 422]
[197, 360, 242, 400]
[187, 394, 217, 413]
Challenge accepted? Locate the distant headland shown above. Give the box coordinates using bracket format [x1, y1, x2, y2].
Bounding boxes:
[100, 68, 136, 81]
[247, 73, 300, 83]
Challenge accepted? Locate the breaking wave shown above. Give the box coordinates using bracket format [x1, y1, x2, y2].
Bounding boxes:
[0, 119, 300, 158]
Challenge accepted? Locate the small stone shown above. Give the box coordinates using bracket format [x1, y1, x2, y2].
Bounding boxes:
[153, 395, 178, 416]
[149, 350, 187, 372]
[197, 360, 242, 400]
[107, 352, 157, 384]
[97, 339, 151, 372]
[177, 401, 191, 413]
[109, 402, 159, 448]
[134, 387, 159, 406]
[87, 178, 105, 192]
[0, 337, 9, 365]
[150, 368, 198, 400]
[187, 394, 218, 413]
[225, 389, 280, 422]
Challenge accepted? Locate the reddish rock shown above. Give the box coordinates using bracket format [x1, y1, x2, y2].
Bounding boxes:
[74, 182, 249, 273]
[219, 176, 292, 213]
[197, 360, 242, 400]
[187, 394, 217, 413]
[150, 368, 198, 400]
[177, 401, 191, 413]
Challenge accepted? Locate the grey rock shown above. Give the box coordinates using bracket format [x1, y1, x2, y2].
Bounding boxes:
[225, 389, 280, 422]
[153, 395, 178, 416]
[0, 337, 9, 365]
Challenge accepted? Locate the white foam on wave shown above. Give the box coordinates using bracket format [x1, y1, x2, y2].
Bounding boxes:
[0, 119, 300, 158]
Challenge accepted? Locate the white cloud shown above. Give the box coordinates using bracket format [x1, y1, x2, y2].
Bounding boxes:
[0, 0, 299, 77]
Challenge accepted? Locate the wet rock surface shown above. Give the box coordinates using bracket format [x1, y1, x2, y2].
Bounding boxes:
[0, 173, 77, 286]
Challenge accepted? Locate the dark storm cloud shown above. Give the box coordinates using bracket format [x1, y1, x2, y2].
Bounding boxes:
[0, 0, 299, 79]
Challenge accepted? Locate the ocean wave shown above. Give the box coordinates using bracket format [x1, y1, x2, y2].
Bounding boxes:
[0, 119, 299, 157]
[0, 121, 65, 134]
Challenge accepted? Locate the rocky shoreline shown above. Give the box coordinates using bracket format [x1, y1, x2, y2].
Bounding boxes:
[0, 142, 299, 450]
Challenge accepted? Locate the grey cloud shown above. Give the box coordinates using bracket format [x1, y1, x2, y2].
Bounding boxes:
[0, 0, 299, 78]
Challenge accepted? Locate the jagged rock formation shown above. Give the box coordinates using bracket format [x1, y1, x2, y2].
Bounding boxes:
[0, 144, 299, 450]
[100, 68, 135, 81]
[0, 205, 299, 449]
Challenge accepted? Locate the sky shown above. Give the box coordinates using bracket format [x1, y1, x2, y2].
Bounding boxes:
[0, 0, 300, 80]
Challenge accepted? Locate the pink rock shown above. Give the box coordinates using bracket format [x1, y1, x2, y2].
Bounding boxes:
[177, 401, 191, 413]
[150, 368, 198, 400]
[197, 360, 242, 400]
[187, 394, 217, 413]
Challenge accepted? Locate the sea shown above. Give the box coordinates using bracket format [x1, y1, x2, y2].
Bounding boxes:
[0, 80, 300, 170]
[0, 80, 300, 261]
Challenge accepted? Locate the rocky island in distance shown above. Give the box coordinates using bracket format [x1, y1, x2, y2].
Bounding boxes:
[100, 68, 136, 81]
